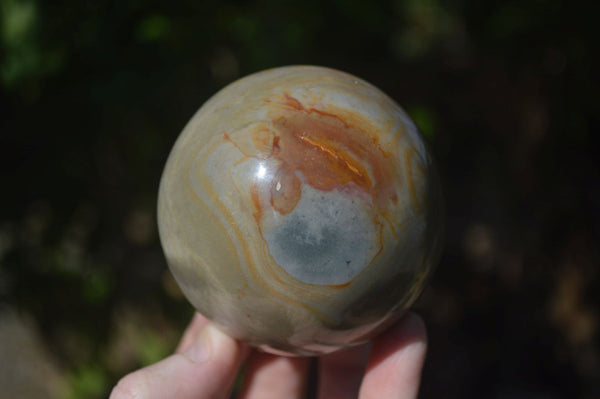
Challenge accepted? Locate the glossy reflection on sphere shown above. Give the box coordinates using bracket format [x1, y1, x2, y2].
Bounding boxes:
[158, 66, 443, 356]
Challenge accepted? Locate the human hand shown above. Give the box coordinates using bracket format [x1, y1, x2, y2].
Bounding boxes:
[109, 312, 427, 399]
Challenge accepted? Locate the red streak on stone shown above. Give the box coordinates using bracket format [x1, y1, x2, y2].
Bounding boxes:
[250, 183, 263, 222]
[226, 94, 397, 221]
[265, 94, 396, 214]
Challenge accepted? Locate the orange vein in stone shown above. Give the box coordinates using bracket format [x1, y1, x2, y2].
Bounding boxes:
[297, 135, 371, 190]
[299, 136, 361, 175]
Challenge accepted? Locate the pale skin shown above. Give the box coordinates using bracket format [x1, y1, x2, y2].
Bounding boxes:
[110, 312, 427, 399]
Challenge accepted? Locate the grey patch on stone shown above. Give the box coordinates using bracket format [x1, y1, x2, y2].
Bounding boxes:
[264, 186, 378, 285]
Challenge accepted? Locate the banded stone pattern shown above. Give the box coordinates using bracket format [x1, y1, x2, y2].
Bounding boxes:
[158, 66, 443, 355]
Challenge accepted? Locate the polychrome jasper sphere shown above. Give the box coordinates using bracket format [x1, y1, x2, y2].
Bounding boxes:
[158, 66, 443, 356]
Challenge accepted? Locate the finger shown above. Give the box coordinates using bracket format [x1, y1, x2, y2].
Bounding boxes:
[110, 323, 249, 399]
[238, 350, 310, 399]
[359, 312, 427, 399]
[176, 312, 210, 353]
[317, 343, 369, 399]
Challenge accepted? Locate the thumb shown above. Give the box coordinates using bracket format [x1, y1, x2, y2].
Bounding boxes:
[110, 323, 248, 399]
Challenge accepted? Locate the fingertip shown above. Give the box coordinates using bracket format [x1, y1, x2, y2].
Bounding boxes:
[194, 323, 250, 365]
[176, 312, 210, 353]
[385, 312, 427, 350]
[109, 371, 146, 399]
[359, 312, 428, 399]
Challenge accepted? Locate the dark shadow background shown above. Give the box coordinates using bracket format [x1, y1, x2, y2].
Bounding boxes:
[1, 0, 599, 398]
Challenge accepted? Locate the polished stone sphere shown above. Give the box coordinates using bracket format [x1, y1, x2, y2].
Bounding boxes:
[158, 66, 443, 356]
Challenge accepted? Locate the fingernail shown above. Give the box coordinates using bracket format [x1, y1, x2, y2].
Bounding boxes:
[184, 324, 218, 363]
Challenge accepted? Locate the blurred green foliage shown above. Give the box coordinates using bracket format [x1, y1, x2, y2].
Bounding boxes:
[65, 365, 108, 399]
[1, 0, 598, 398]
[136, 14, 171, 42]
